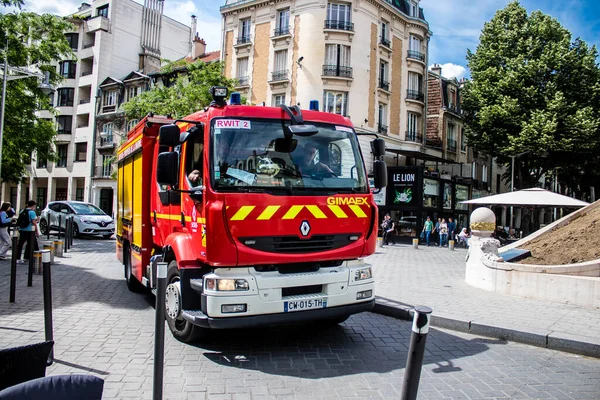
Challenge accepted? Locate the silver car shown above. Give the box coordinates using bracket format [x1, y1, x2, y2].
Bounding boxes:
[40, 201, 114, 239]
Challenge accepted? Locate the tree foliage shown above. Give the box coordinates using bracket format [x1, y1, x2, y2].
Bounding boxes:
[123, 60, 238, 120]
[0, 7, 74, 181]
[462, 1, 600, 194]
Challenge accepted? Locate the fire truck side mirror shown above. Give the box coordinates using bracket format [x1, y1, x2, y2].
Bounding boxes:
[159, 124, 181, 147]
[372, 160, 387, 189]
[370, 138, 386, 158]
[157, 152, 179, 186]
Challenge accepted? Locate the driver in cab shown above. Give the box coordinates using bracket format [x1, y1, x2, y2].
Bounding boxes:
[297, 144, 334, 176]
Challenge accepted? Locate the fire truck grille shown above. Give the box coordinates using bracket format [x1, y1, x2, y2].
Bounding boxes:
[239, 234, 360, 253]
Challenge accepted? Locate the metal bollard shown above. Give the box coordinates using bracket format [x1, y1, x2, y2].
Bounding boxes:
[33, 251, 43, 274]
[70, 217, 74, 247]
[64, 218, 69, 253]
[153, 262, 168, 400]
[58, 214, 62, 238]
[43, 243, 54, 264]
[448, 240, 455, 251]
[401, 306, 433, 400]
[41, 250, 54, 365]
[412, 238, 419, 249]
[53, 241, 64, 258]
[46, 222, 50, 240]
[27, 231, 35, 287]
[68, 216, 73, 247]
[9, 230, 18, 302]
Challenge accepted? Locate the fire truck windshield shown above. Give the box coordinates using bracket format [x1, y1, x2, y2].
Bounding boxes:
[211, 118, 368, 194]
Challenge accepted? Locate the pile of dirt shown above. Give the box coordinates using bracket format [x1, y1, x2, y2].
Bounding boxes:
[518, 205, 600, 265]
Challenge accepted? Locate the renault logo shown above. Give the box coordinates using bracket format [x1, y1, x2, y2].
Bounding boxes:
[299, 220, 311, 237]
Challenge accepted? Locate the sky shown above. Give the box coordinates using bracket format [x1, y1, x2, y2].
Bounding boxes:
[18, 0, 600, 80]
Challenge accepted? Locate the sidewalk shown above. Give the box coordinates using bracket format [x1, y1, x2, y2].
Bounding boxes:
[367, 243, 600, 358]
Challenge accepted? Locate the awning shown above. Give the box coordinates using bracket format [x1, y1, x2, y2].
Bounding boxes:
[385, 148, 462, 164]
[460, 188, 589, 207]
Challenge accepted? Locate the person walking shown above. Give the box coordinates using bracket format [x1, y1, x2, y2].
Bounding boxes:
[16, 200, 39, 263]
[432, 217, 441, 246]
[439, 218, 448, 247]
[382, 214, 396, 245]
[422, 216, 434, 246]
[447, 217, 456, 242]
[0, 202, 13, 260]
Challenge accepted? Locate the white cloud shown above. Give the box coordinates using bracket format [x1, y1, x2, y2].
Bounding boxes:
[429, 63, 467, 80]
[22, 0, 80, 15]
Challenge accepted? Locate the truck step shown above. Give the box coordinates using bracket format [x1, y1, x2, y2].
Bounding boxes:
[182, 309, 209, 324]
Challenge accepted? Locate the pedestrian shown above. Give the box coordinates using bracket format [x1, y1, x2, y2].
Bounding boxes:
[458, 227, 470, 247]
[439, 218, 448, 247]
[432, 217, 441, 246]
[16, 200, 39, 263]
[447, 217, 456, 242]
[0, 202, 13, 260]
[383, 214, 396, 245]
[422, 216, 434, 246]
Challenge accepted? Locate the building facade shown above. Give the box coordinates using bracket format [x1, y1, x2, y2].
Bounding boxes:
[4, 0, 191, 215]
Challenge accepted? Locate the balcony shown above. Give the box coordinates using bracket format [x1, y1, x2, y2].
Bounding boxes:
[380, 36, 391, 48]
[94, 165, 113, 179]
[425, 137, 443, 149]
[271, 70, 289, 82]
[377, 123, 388, 135]
[86, 16, 109, 33]
[98, 135, 114, 150]
[447, 138, 457, 153]
[81, 70, 93, 77]
[235, 36, 251, 46]
[82, 42, 94, 49]
[406, 90, 424, 103]
[79, 98, 90, 105]
[322, 65, 352, 79]
[101, 105, 116, 114]
[378, 79, 390, 92]
[407, 50, 425, 63]
[273, 27, 290, 37]
[405, 131, 423, 144]
[324, 20, 354, 31]
[445, 104, 462, 116]
[235, 76, 249, 88]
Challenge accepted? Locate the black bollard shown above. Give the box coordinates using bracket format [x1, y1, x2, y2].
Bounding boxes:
[27, 230, 35, 287]
[57, 214, 62, 238]
[41, 250, 54, 365]
[401, 306, 433, 400]
[153, 262, 168, 400]
[46, 221, 50, 240]
[9, 231, 18, 302]
[69, 216, 74, 247]
[64, 218, 69, 253]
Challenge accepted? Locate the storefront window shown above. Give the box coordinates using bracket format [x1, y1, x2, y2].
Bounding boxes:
[389, 211, 418, 238]
[455, 214, 468, 232]
[455, 184, 469, 210]
[423, 178, 440, 208]
[443, 182, 452, 209]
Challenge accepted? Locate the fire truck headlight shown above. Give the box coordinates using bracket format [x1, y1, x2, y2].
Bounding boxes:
[206, 278, 250, 291]
[354, 267, 372, 281]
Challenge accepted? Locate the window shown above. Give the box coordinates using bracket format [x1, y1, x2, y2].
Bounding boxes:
[65, 33, 79, 50]
[460, 127, 466, 151]
[323, 91, 348, 116]
[48, 92, 54, 107]
[59, 61, 76, 79]
[236, 58, 249, 84]
[56, 116, 72, 135]
[324, 44, 351, 77]
[409, 35, 421, 52]
[378, 103, 387, 134]
[239, 19, 251, 43]
[482, 165, 488, 183]
[102, 122, 113, 137]
[127, 86, 141, 101]
[379, 61, 389, 90]
[36, 188, 47, 210]
[272, 94, 286, 106]
[37, 156, 47, 169]
[407, 111, 420, 141]
[409, 0, 419, 17]
[75, 188, 84, 202]
[408, 72, 422, 93]
[381, 21, 389, 43]
[57, 88, 74, 106]
[75, 142, 87, 162]
[127, 119, 138, 132]
[184, 127, 204, 187]
[102, 155, 112, 177]
[57, 144, 68, 167]
[276, 8, 290, 35]
[326, 3, 351, 24]
[447, 123, 456, 152]
[272, 50, 288, 80]
[97, 4, 109, 18]
[471, 162, 477, 179]
[102, 89, 117, 112]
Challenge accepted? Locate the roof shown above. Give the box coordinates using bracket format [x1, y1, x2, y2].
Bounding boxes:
[149, 51, 222, 77]
[99, 77, 123, 87]
[460, 188, 589, 208]
[198, 51, 220, 63]
[122, 71, 150, 82]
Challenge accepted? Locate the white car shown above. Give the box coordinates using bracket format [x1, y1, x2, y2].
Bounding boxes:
[39, 201, 114, 239]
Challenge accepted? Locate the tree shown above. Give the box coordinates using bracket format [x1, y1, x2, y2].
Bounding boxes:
[123, 60, 238, 120]
[462, 1, 600, 194]
[0, 7, 74, 182]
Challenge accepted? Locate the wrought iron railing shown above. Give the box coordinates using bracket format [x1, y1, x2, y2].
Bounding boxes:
[407, 50, 425, 62]
[324, 20, 354, 31]
[377, 124, 388, 135]
[447, 138, 457, 152]
[406, 90, 424, 102]
[274, 27, 290, 36]
[322, 65, 353, 78]
[405, 131, 423, 143]
[236, 36, 251, 45]
[378, 79, 389, 91]
[271, 70, 288, 81]
[236, 76, 249, 86]
[380, 36, 391, 47]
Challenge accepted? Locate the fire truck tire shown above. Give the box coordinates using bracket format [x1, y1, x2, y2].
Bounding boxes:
[165, 261, 206, 343]
[124, 245, 145, 293]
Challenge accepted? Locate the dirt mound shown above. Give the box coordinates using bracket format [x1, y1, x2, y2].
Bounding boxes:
[518, 205, 600, 265]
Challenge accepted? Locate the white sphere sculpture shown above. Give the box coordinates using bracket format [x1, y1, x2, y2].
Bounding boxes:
[470, 207, 496, 236]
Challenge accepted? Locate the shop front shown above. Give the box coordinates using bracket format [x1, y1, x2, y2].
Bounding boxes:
[378, 166, 472, 242]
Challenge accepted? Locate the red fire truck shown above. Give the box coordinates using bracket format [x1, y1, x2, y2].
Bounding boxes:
[116, 87, 387, 342]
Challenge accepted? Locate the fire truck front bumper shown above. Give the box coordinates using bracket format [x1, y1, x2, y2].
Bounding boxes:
[182, 260, 375, 329]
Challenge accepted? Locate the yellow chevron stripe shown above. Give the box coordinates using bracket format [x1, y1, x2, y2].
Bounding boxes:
[349, 205, 367, 218]
[328, 205, 348, 218]
[231, 206, 255, 221]
[306, 205, 327, 219]
[282, 205, 304, 220]
[257, 205, 280, 220]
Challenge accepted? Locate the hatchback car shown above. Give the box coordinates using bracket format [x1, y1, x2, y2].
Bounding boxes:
[40, 201, 114, 239]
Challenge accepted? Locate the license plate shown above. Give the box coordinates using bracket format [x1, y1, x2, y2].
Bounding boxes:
[284, 298, 328, 312]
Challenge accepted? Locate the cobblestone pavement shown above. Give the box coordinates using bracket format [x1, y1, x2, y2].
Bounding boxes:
[0, 239, 599, 399]
[369, 243, 600, 356]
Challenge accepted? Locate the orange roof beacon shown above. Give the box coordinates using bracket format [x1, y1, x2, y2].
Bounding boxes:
[116, 87, 387, 342]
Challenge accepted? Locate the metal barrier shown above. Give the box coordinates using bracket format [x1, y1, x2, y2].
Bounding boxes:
[9, 230, 18, 302]
[153, 262, 168, 400]
[401, 306, 432, 400]
[41, 250, 54, 365]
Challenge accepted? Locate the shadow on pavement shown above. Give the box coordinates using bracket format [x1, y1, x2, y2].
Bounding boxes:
[194, 312, 492, 379]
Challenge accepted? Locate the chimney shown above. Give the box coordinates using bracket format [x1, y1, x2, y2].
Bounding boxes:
[431, 63, 442, 76]
[190, 15, 197, 56]
[192, 35, 207, 59]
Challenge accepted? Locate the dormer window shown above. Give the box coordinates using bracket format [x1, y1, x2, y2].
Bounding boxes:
[409, 1, 418, 18]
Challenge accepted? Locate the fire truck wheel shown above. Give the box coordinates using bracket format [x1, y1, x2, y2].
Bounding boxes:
[165, 261, 205, 343]
[124, 245, 146, 293]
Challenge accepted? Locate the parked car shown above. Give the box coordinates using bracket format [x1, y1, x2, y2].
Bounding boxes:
[39, 201, 114, 239]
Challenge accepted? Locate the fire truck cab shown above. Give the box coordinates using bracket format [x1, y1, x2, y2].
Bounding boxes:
[116, 87, 387, 342]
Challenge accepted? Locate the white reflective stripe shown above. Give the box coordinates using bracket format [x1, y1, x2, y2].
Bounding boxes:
[157, 262, 168, 279]
[41, 250, 51, 263]
[411, 307, 432, 334]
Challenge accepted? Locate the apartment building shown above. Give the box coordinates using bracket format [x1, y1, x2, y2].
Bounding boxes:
[220, 0, 431, 167]
[5, 0, 191, 215]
